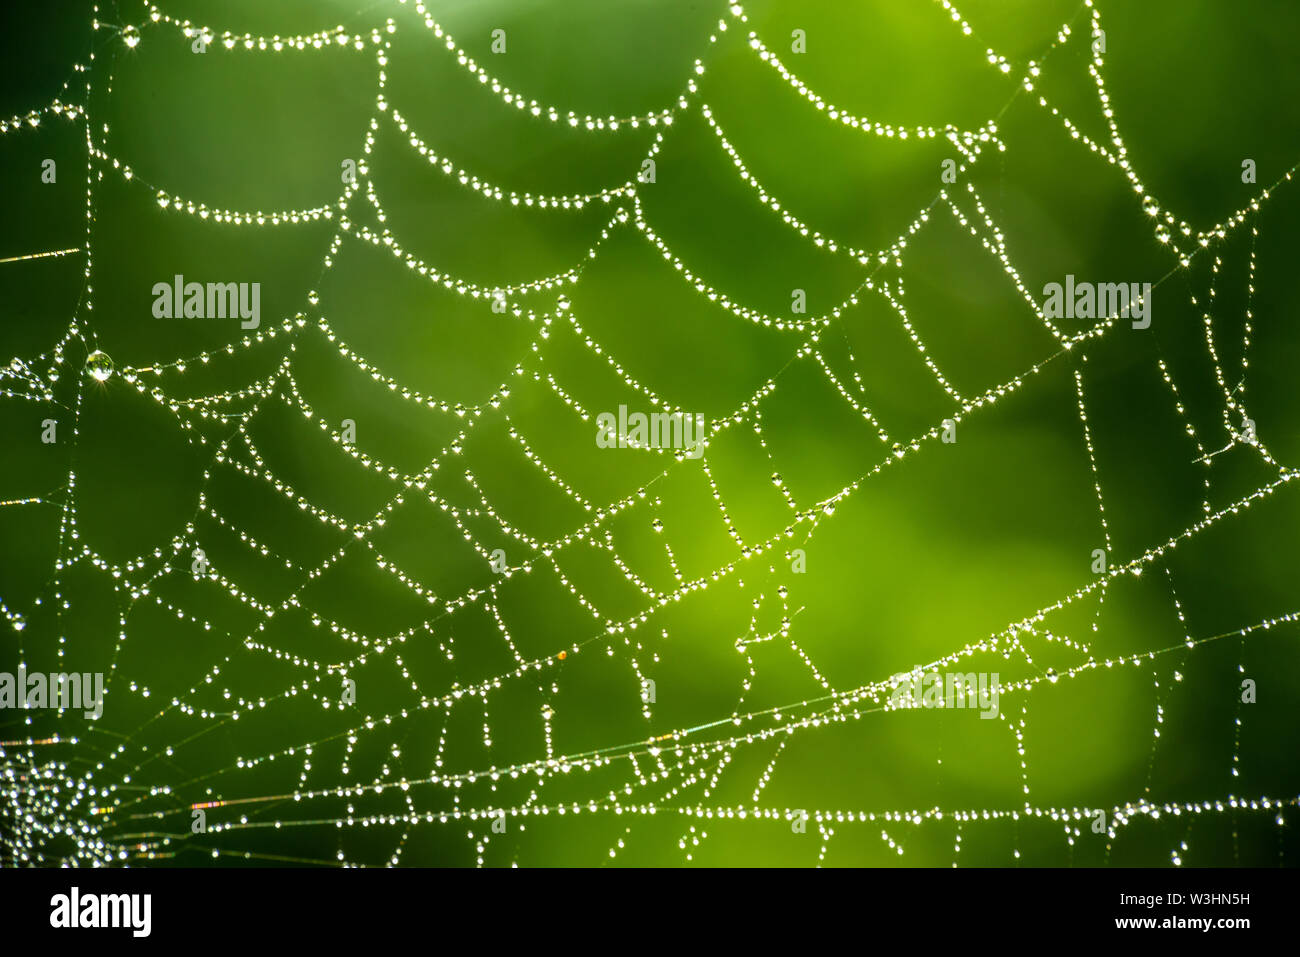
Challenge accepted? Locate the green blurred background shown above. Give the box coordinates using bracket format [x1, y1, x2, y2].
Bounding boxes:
[1, 0, 1298, 866]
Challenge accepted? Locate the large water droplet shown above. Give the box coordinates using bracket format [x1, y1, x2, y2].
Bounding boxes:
[85, 350, 114, 382]
[556, 294, 571, 312]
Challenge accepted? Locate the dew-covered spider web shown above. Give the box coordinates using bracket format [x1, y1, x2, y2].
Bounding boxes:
[2, 0, 1300, 867]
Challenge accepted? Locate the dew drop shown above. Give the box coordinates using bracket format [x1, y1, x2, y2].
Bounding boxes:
[1045, 667, 1058, 683]
[771, 472, 783, 487]
[85, 350, 114, 382]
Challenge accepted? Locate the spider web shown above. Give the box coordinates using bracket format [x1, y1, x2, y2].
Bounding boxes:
[2, 0, 1299, 867]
